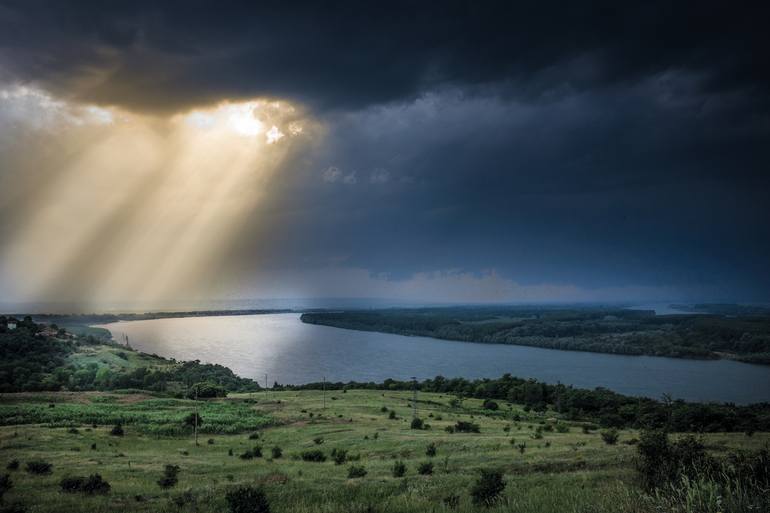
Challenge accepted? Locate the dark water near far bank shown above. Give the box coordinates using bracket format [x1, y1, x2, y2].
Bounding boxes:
[97, 313, 770, 404]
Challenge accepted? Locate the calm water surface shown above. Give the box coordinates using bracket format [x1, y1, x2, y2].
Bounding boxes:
[97, 313, 770, 404]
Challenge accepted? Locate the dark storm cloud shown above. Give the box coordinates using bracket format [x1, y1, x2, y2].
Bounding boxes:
[0, 1, 768, 113]
[2, 0, 769, 302]
[225, 84, 770, 299]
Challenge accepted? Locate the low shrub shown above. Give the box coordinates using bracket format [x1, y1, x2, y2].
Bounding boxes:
[454, 421, 480, 433]
[110, 424, 124, 436]
[271, 447, 282, 459]
[392, 461, 406, 478]
[225, 485, 270, 513]
[300, 450, 326, 463]
[410, 417, 424, 430]
[426, 442, 437, 457]
[555, 423, 569, 433]
[417, 462, 433, 475]
[5, 461, 19, 471]
[601, 428, 619, 445]
[470, 469, 506, 506]
[240, 446, 263, 459]
[331, 448, 347, 465]
[444, 425, 455, 434]
[482, 399, 498, 411]
[0, 474, 11, 501]
[207, 438, 215, 445]
[388, 410, 396, 420]
[25, 461, 52, 475]
[59, 474, 111, 495]
[157, 465, 180, 489]
[347, 465, 367, 478]
[443, 494, 460, 509]
[248, 432, 260, 440]
[313, 437, 324, 445]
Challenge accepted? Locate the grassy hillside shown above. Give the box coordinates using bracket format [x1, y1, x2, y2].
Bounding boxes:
[1, 389, 767, 513]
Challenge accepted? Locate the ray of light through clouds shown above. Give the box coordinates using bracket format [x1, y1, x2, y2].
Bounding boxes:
[0, 86, 317, 309]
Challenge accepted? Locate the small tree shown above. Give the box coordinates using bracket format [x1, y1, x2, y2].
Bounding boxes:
[392, 461, 406, 478]
[188, 382, 227, 399]
[226, 485, 270, 513]
[470, 469, 506, 506]
[410, 417, 424, 430]
[388, 410, 397, 420]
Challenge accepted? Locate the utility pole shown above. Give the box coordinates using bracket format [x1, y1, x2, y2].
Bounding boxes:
[412, 377, 417, 419]
[322, 376, 326, 410]
[194, 387, 199, 446]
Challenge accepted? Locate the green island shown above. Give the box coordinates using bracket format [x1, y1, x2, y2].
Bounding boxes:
[1, 315, 769, 513]
[300, 306, 770, 364]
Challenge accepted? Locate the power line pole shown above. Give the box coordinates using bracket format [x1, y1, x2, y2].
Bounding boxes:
[412, 377, 417, 419]
[194, 386, 199, 446]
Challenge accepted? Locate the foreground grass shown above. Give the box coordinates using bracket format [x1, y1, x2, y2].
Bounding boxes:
[0, 390, 766, 512]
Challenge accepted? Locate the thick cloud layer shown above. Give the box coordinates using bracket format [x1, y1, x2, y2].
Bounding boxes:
[1, 1, 768, 113]
[1, 1, 769, 305]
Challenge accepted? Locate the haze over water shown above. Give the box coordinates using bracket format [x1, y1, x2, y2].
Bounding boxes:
[98, 313, 770, 404]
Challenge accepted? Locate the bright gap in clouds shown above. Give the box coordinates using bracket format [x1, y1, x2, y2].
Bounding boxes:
[0, 88, 315, 309]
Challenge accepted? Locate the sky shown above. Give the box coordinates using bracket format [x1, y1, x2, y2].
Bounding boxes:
[1, 1, 769, 310]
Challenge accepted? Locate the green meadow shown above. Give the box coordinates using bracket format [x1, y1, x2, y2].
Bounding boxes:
[1, 389, 767, 513]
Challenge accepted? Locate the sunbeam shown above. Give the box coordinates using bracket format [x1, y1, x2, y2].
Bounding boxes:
[0, 91, 316, 308]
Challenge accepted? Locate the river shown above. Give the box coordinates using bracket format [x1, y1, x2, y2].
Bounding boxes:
[96, 313, 770, 404]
